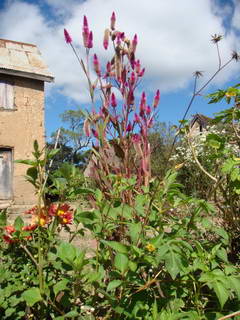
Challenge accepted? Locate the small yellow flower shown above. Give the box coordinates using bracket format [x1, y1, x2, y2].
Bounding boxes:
[175, 163, 184, 170]
[145, 243, 156, 252]
[39, 217, 46, 226]
[57, 209, 65, 216]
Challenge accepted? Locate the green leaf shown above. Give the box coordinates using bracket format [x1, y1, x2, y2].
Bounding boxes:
[57, 242, 76, 266]
[152, 300, 158, 320]
[114, 253, 129, 274]
[107, 280, 122, 291]
[47, 148, 60, 159]
[14, 216, 24, 231]
[53, 279, 69, 296]
[216, 247, 228, 263]
[0, 211, 7, 227]
[228, 276, 240, 300]
[5, 308, 15, 317]
[128, 261, 138, 272]
[22, 288, 42, 306]
[212, 281, 229, 308]
[101, 240, 128, 254]
[15, 159, 36, 166]
[128, 222, 141, 244]
[63, 310, 79, 318]
[164, 249, 182, 280]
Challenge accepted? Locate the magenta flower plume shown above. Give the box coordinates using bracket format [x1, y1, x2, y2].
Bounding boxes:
[135, 60, 141, 74]
[64, 29, 72, 44]
[146, 106, 151, 115]
[103, 29, 109, 50]
[132, 134, 143, 157]
[153, 89, 160, 108]
[106, 61, 111, 73]
[140, 91, 146, 111]
[111, 11, 116, 30]
[130, 72, 136, 86]
[87, 31, 93, 48]
[93, 54, 101, 76]
[139, 68, 145, 77]
[82, 15, 89, 47]
[131, 34, 138, 53]
[134, 113, 141, 123]
[126, 121, 132, 132]
[83, 119, 91, 137]
[111, 92, 117, 107]
[92, 128, 99, 138]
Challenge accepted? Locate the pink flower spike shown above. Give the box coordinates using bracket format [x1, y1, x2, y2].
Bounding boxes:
[126, 121, 132, 132]
[93, 54, 101, 76]
[111, 12, 116, 30]
[132, 134, 143, 157]
[116, 32, 121, 45]
[82, 15, 89, 47]
[64, 29, 72, 44]
[146, 105, 151, 115]
[130, 72, 135, 86]
[153, 89, 160, 108]
[134, 113, 141, 123]
[87, 31, 93, 48]
[83, 119, 91, 137]
[111, 92, 117, 107]
[139, 68, 145, 77]
[83, 15, 89, 28]
[106, 61, 111, 73]
[92, 128, 99, 138]
[135, 60, 141, 74]
[140, 91, 146, 111]
[131, 34, 138, 53]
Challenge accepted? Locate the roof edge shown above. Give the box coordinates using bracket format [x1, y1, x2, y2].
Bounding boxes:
[0, 68, 54, 83]
[0, 38, 37, 47]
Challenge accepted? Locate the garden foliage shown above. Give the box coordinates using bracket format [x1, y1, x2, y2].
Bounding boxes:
[0, 12, 239, 320]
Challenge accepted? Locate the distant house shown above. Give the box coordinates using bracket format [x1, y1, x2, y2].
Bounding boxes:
[0, 39, 54, 207]
[189, 113, 211, 136]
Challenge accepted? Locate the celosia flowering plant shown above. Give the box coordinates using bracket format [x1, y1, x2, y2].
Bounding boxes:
[64, 13, 160, 194]
[0, 13, 239, 320]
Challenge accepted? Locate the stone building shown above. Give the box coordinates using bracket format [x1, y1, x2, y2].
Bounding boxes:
[0, 39, 54, 208]
[189, 113, 211, 136]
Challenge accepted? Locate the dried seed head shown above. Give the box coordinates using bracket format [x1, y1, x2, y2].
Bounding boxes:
[193, 71, 204, 78]
[211, 34, 223, 43]
[232, 51, 240, 61]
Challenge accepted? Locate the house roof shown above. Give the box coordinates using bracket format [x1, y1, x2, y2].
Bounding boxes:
[190, 113, 212, 128]
[0, 39, 54, 82]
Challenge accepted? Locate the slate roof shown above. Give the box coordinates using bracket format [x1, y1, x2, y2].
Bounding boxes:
[0, 39, 54, 82]
[190, 113, 212, 129]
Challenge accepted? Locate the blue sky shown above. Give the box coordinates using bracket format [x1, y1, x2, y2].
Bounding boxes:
[0, 0, 240, 139]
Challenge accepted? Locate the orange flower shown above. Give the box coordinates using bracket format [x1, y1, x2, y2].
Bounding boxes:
[60, 211, 73, 225]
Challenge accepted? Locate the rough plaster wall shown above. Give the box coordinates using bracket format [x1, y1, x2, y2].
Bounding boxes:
[0, 74, 45, 204]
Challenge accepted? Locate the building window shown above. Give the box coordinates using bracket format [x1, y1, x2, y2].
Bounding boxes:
[0, 80, 14, 109]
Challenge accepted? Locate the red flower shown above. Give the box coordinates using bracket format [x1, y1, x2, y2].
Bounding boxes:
[22, 224, 37, 232]
[60, 211, 73, 225]
[5, 225, 16, 234]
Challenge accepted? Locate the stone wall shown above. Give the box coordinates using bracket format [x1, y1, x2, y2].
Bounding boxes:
[0, 74, 45, 205]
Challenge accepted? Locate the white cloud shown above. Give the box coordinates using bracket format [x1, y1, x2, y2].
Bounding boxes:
[0, 0, 239, 104]
[232, 0, 240, 30]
